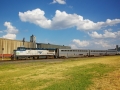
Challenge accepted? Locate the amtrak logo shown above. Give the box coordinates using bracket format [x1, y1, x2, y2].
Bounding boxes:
[38, 51, 43, 54]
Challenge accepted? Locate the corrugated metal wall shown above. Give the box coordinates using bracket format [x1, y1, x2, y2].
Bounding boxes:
[0, 38, 34, 54]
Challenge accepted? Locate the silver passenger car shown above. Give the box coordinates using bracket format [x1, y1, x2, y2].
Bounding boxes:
[106, 50, 117, 55]
[89, 50, 107, 56]
[58, 49, 89, 58]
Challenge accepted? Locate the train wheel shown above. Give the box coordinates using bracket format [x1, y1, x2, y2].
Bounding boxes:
[33, 57, 35, 60]
[16, 57, 18, 60]
[46, 56, 49, 59]
[37, 56, 39, 59]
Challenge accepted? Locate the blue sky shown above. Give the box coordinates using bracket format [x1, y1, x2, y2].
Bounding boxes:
[0, 0, 120, 49]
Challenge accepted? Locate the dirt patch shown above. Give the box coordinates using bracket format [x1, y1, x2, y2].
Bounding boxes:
[88, 69, 120, 90]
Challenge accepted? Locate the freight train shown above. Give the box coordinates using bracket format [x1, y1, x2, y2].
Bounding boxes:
[11, 47, 117, 60]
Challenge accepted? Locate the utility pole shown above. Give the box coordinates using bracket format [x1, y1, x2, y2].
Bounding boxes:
[23, 38, 25, 47]
[2, 48, 4, 60]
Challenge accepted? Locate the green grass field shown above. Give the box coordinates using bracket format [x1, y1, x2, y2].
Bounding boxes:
[0, 56, 120, 90]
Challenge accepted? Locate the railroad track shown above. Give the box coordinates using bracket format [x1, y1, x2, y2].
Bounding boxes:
[0, 55, 119, 64]
[0, 58, 67, 64]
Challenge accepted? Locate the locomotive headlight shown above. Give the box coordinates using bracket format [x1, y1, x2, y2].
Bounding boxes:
[16, 51, 20, 55]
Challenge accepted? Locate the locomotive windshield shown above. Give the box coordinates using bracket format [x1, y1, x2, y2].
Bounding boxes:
[17, 47, 26, 51]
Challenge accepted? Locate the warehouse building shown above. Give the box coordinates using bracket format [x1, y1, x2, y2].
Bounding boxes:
[31, 34, 71, 49]
[0, 35, 71, 56]
[36, 43, 71, 49]
[116, 45, 120, 51]
[0, 38, 35, 54]
[115, 45, 120, 54]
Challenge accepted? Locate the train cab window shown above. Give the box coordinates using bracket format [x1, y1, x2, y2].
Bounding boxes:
[26, 48, 30, 50]
[17, 47, 26, 51]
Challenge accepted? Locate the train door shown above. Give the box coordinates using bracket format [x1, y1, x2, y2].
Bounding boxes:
[55, 48, 59, 58]
[88, 50, 90, 56]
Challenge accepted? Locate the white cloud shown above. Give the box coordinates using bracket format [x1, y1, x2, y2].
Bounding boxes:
[70, 39, 116, 49]
[106, 19, 120, 26]
[88, 30, 120, 38]
[88, 32, 102, 38]
[19, 8, 51, 29]
[116, 31, 120, 36]
[4, 22, 18, 34]
[94, 40, 115, 49]
[1, 22, 18, 39]
[51, 0, 66, 4]
[70, 39, 89, 49]
[76, 19, 120, 30]
[103, 30, 116, 38]
[51, 10, 82, 29]
[3, 34, 16, 40]
[19, 8, 120, 30]
[69, 44, 78, 49]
